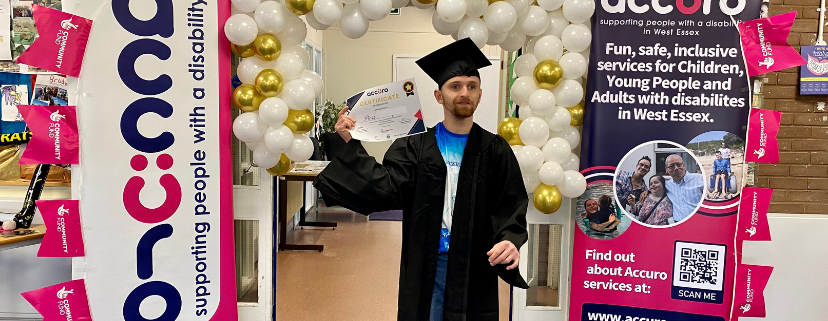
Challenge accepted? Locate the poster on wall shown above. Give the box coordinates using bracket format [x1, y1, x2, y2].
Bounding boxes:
[76, 0, 237, 320]
[573, 0, 761, 319]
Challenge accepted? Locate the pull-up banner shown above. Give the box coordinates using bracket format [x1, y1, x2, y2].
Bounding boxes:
[572, 0, 761, 320]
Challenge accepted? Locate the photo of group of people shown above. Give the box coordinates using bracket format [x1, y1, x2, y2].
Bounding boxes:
[576, 182, 632, 240]
[32, 85, 67, 105]
[688, 131, 745, 201]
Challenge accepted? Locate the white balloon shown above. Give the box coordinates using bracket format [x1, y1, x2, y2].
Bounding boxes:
[282, 79, 316, 109]
[509, 76, 538, 106]
[255, 1, 288, 33]
[245, 139, 261, 151]
[561, 24, 592, 53]
[458, 17, 489, 48]
[539, 161, 564, 186]
[410, 0, 435, 9]
[545, 106, 571, 132]
[551, 125, 580, 149]
[451, 30, 460, 40]
[562, 0, 595, 24]
[225, 14, 258, 45]
[305, 11, 331, 30]
[519, 6, 549, 37]
[285, 134, 315, 162]
[274, 52, 304, 81]
[299, 70, 324, 96]
[433, 10, 463, 35]
[342, 0, 359, 4]
[542, 137, 570, 163]
[533, 35, 563, 61]
[238, 56, 268, 84]
[487, 29, 508, 45]
[523, 170, 541, 194]
[562, 153, 579, 171]
[526, 36, 542, 54]
[259, 97, 290, 126]
[437, 0, 468, 23]
[276, 16, 307, 46]
[519, 106, 536, 120]
[361, 0, 393, 20]
[560, 52, 587, 79]
[507, 0, 530, 17]
[559, 170, 586, 198]
[518, 117, 550, 147]
[537, 0, 564, 11]
[580, 47, 591, 65]
[234, 112, 268, 143]
[281, 45, 310, 68]
[391, 0, 410, 8]
[254, 143, 282, 168]
[528, 89, 556, 115]
[340, 4, 370, 39]
[517, 145, 544, 171]
[264, 125, 295, 154]
[499, 24, 526, 52]
[466, 0, 488, 17]
[514, 53, 538, 78]
[233, 0, 262, 13]
[313, 0, 343, 25]
[483, 2, 517, 33]
[511, 144, 524, 155]
[551, 79, 584, 107]
[543, 10, 569, 38]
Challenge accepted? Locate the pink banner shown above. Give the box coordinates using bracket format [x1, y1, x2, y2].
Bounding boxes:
[37, 200, 84, 257]
[739, 12, 806, 77]
[736, 187, 772, 242]
[732, 264, 773, 318]
[18, 105, 79, 164]
[15, 5, 92, 78]
[21, 279, 92, 321]
[745, 108, 781, 163]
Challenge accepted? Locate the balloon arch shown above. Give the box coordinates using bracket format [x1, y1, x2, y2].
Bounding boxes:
[227, 0, 591, 212]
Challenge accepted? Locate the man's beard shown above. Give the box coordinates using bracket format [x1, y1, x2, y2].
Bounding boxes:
[449, 98, 476, 118]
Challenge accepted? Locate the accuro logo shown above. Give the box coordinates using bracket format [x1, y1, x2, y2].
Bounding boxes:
[366, 87, 389, 96]
[601, 0, 747, 15]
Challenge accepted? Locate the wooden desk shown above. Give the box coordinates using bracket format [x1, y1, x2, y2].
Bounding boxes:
[278, 162, 337, 252]
[0, 224, 46, 251]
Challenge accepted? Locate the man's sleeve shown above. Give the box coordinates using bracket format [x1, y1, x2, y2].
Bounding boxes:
[487, 136, 530, 289]
[313, 138, 417, 215]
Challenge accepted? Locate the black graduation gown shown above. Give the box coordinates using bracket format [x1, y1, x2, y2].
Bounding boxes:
[313, 123, 530, 321]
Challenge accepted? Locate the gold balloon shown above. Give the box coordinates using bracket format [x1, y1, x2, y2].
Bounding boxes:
[418, 0, 437, 4]
[255, 69, 284, 97]
[533, 59, 564, 90]
[286, 0, 315, 15]
[533, 184, 563, 214]
[284, 109, 314, 134]
[253, 33, 282, 61]
[266, 154, 293, 176]
[233, 84, 265, 112]
[497, 117, 523, 145]
[487, 0, 503, 3]
[567, 101, 585, 126]
[231, 43, 255, 58]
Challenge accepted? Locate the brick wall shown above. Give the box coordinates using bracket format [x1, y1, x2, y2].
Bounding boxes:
[757, 0, 827, 213]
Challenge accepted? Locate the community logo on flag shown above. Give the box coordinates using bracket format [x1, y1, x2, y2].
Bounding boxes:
[732, 264, 773, 318]
[738, 12, 806, 77]
[737, 187, 772, 242]
[745, 108, 781, 163]
[21, 279, 92, 321]
[18, 105, 79, 164]
[37, 200, 84, 257]
[15, 5, 93, 78]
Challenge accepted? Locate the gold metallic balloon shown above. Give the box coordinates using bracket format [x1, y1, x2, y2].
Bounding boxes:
[286, 0, 315, 15]
[418, 0, 437, 4]
[233, 84, 266, 112]
[253, 33, 282, 61]
[533, 184, 562, 214]
[487, 0, 503, 3]
[284, 109, 315, 134]
[266, 154, 293, 176]
[255, 69, 284, 97]
[533, 59, 564, 90]
[567, 101, 585, 126]
[497, 117, 524, 145]
[231, 43, 255, 58]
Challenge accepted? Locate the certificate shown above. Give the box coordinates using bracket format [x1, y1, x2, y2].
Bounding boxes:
[345, 78, 426, 142]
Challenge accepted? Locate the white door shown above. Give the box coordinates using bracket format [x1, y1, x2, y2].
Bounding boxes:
[512, 199, 574, 321]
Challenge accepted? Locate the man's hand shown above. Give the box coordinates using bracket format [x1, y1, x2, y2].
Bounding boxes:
[626, 194, 636, 206]
[335, 106, 355, 143]
[487, 241, 519, 270]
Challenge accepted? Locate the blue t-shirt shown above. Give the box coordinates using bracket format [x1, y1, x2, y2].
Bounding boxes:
[435, 122, 468, 253]
[713, 158, 730, 172]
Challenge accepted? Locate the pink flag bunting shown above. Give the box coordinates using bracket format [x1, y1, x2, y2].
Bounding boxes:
[18, 105, 79, 165]
[732, 264, 774, 318]
[745, 108, 781, 163]
[37, 200, 84, 257]
[21, 279, 92, 321]
[15, 5, 92, 78]
[737, 187, 772, 242]
[738, 12, 806, 77]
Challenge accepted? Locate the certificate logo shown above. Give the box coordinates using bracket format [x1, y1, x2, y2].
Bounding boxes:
[403, 81, 415, 96]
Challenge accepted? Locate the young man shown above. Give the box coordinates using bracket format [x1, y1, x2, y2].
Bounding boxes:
[313, 39, 529, 321]
[712, 151, 731, 199]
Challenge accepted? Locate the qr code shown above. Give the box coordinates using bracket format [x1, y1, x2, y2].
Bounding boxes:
[673, 242, 726, 291]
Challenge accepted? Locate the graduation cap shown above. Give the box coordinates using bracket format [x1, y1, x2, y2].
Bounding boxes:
[416, 38, 492, 89]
